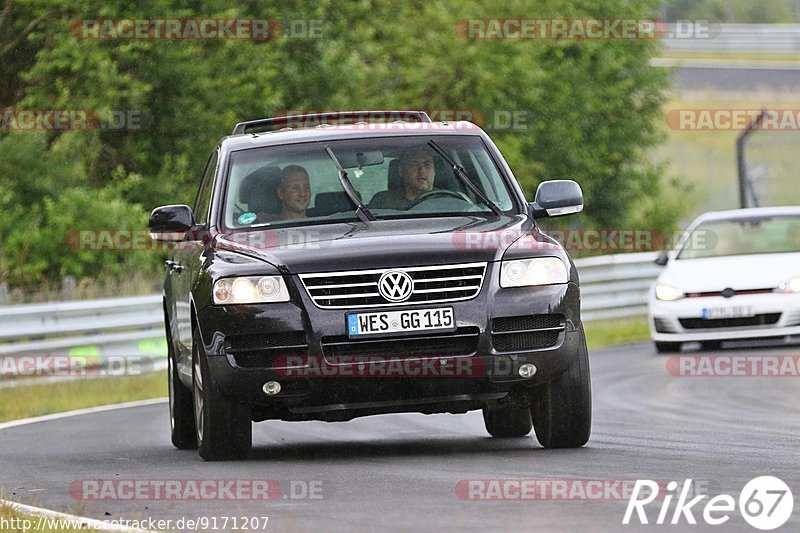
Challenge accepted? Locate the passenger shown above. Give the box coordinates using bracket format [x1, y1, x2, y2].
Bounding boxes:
[276, 165, 312, 219]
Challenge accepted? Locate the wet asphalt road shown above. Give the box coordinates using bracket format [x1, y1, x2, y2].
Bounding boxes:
[2, 341, 799, 532]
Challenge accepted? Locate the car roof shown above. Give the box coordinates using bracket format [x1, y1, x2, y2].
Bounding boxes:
[690, 206, 800, 225]
[219, 121, 488, 151]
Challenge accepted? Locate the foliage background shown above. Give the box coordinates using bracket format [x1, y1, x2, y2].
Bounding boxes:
[0, 0, 690, 288]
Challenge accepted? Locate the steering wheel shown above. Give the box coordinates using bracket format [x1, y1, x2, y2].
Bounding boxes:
[408, 190, 472, 209]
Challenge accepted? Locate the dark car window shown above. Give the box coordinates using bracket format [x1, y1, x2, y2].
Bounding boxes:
[677, 215, 800, 259]
[194, 150, 219, 225]
[223, 136, 516, 229]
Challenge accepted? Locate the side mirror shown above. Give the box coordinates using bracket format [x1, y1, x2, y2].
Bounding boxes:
[530, 180, 584, 218]
[149, 205, 196, 242]
[655, 251, 669, 266]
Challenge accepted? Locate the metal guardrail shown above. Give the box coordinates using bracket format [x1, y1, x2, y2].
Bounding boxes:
[575, 252, 660, 321]
[0, 295, 164, 359]
[0, 253, 661, 367]
[662, 23, 800, 54]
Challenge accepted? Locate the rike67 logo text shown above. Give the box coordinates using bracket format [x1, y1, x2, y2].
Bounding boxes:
[624, 477, 793, 530]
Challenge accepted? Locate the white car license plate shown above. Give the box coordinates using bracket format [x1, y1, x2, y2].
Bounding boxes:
[702, 306, 754, 320]
[347, 307, 454, 337]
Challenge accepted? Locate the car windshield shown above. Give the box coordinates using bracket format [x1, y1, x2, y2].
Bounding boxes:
[222, 135, 516, 229]
[677, 215, 800, 259]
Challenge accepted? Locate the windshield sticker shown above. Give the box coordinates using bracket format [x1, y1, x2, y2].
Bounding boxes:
[238, 212, 257, 225]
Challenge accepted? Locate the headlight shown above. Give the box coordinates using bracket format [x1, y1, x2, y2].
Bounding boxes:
[500, 257, 568, 288]
[655, 284, 684, 301]
[776, 277, 800, 293]
[213, 276, 290, 304]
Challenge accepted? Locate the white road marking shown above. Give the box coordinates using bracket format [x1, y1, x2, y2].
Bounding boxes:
[1, 398, 170, 531]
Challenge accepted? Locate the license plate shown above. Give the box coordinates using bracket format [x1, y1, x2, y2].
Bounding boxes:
[702, 306, 754, 320]
[347, 307, 455, 337]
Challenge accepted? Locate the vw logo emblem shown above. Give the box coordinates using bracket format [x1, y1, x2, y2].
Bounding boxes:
[378, 270, 413, 302]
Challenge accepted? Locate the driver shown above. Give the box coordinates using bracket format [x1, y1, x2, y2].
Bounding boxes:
[369, 147, 435, 210]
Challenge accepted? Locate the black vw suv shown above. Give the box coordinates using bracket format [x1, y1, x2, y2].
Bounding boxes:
[150, 111, 591, 460]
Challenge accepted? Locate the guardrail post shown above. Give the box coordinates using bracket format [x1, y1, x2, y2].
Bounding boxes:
[61, 276, 76, 301]
[0, 283, 7, 305]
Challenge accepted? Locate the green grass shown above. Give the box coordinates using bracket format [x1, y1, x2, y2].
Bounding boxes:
[0, 372, 166, 423]
[585, 316, 651, 350]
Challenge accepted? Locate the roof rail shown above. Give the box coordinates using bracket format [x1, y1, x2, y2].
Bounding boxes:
[231, 110, 432, 135]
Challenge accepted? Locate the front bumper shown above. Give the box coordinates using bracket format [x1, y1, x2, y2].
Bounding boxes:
[649, 292, 800, 343]
[195, 265, 583, 421]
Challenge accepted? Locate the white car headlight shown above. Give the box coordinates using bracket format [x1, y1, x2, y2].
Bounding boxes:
[500, 257, 568, 288]
[213, 276, 290, 304]
[655, 284, 684, 301]
[776, 277, 800, 293]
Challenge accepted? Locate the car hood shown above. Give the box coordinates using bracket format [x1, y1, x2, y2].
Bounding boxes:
[659, 253, 800, 291]
[214, 216, 562, 273]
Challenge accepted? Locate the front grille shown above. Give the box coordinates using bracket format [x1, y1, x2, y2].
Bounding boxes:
[684, 288, 774, 298]
[300, 263, 486, 309]
[679, 313, 781, 330]
[492, 314, 563, 332]
[653, 317, 677, 333]
[227, 331, 308, 368]
[491, 314, 564, 352]
[321, 327, 480, 359]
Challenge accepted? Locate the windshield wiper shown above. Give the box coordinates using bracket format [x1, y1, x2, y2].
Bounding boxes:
[427, 140, 502, 217]
[324, 145, 376, 223]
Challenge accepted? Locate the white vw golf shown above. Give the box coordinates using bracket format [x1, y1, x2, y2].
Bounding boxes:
[649, 206, 800, 352]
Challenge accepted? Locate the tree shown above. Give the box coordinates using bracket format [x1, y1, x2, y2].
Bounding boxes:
[1, 0, 679, 286]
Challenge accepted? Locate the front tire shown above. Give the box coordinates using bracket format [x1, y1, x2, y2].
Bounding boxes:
[192, 327, 251, 461]
[530, 329, 592, 448]
[166, 308, 196, 450]
[483, 404, 533, 438]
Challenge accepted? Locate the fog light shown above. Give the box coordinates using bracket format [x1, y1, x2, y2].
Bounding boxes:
[518, 363, 537, 378]
[262, 381, 281, 395]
